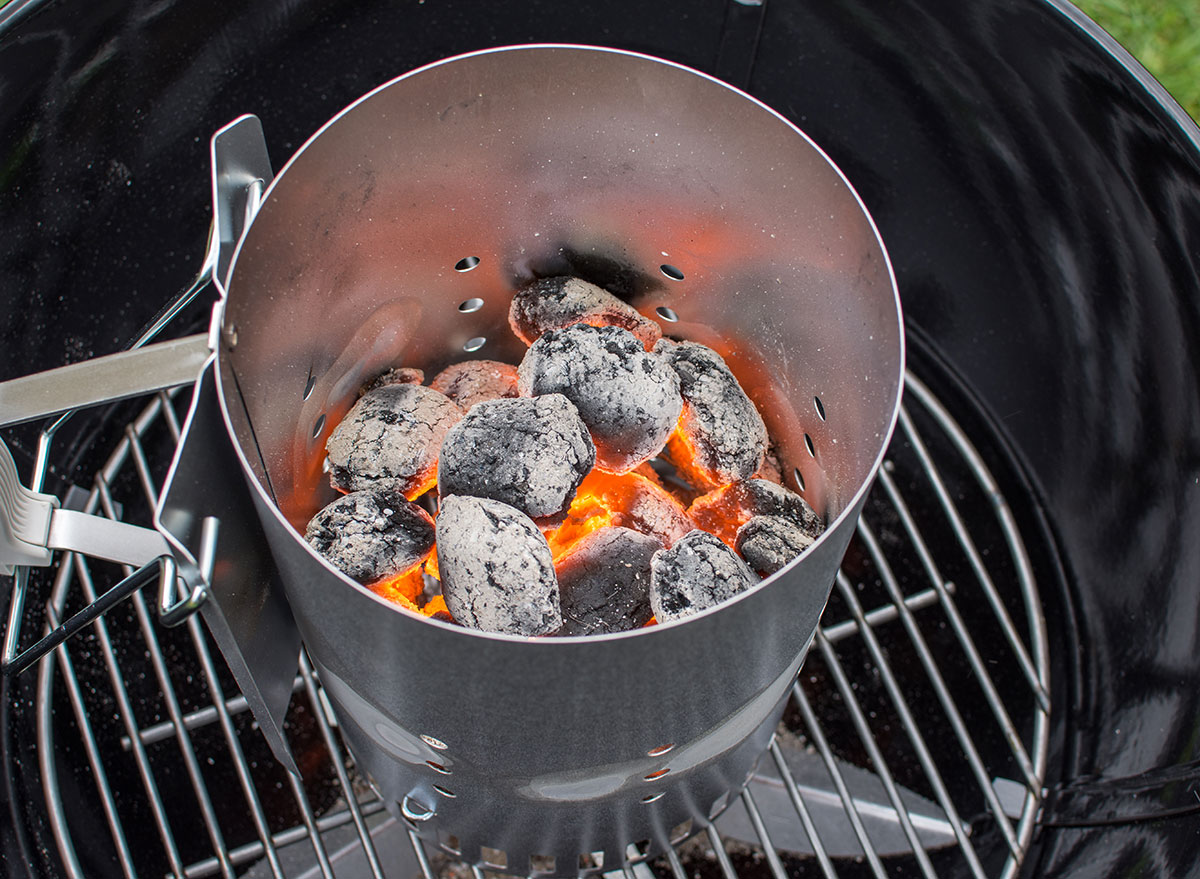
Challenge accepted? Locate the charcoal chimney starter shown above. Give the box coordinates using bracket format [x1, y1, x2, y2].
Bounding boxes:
[213, 44, 903, 875]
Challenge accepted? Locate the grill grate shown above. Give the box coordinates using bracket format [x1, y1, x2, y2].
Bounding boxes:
[12, 370, 1049, 879]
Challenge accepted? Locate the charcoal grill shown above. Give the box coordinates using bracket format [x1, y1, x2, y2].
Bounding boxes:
[5, 0, 1200, 877]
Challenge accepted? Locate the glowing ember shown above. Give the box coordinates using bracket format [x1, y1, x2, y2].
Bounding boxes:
[307, 275, 828, 634]
[655, 339, 767, 490]
[544, 469, 694, 560]
[689, 479, 821, 549]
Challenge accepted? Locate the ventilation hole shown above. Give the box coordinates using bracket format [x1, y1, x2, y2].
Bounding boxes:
[647, 743, 675, 757]
[579, 852, 605, 870]
[427, 761, 451, 775]
[793, 467, 806, 492]
[659, 264, 685, 281]
[531, 854, 557, 873]
[311, 414, 326, 438]
[303, 372, 316, 400]
[443, 834, 461, 854]
[643, 768, 670, 781]
[481, 847, 508, 869]
[433, 784, 456, 798]
[670, 818, 694, 843]
[708, 791, 729, 819]
[805, 433, 816, 457]
[641, 792, 665, 804]
[463, 336, 486, 352]
[454, 256, 480, 272]
[655, 306, 679, 322]
[458, 297, 484, 313]
[421, 734, 448, 750]
[814, 395, 826, 421]
[401, 795, 435, 822]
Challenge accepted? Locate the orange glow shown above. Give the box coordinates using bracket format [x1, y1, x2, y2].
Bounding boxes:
[369, 554, 453, 620]
[545, 469, 695, 560]
[369, 562, 426, 610]
[404, 472, 438, 502]
[662, 406, 723, 493]
[688, 483, 760, 549]
[422, 594, 449, 618]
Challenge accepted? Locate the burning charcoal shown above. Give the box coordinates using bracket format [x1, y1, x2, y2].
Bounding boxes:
[369, 565, 430, 612]
[689, 478, 823, 548]
[650, 530, 758, 622]
[544, 469, 694, 559]
[519, 324, 682, 473]
[429, 359, 520, 411]
[305, 489, 435, 588]
[654, 339, 768, 490]
[326, 384, 461, 499]
[509, 276, 662, 349]
[437, 495, 562, 636]
[361, 366, 425, 395]
[556, 527, 658, 636]
[736, 515, 817, 576]
[438, 395, 595, 519]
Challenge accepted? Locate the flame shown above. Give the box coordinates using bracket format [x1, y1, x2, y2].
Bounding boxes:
[545, 469, 694, 560]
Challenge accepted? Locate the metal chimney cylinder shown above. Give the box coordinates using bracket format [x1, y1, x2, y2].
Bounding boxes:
[214, 45, 904, 875]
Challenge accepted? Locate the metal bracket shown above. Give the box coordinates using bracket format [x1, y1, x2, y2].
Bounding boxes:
[210, 114, 274, 292]
[155, 357, 301, 776]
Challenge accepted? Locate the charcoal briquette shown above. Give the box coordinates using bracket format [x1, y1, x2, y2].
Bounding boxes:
[361, 366, 425, 395]
[519, 323, 682, 473]
[326, 384, 461, 498]
[436, 495, 562, 636]
[509, 276, 661, 349]
[654, 339, 767, 489]
[689, 478, 823, 548]
[437, 394, 595, 519]
[650, 529, 758, 622]
[305, 489, 435, 585]
[556, 526, 658, 636]
[735, 514, 817, 576]
[429, 359, 519, 411]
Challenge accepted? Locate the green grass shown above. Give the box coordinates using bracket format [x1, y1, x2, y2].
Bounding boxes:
[1073, 0, 1200, 121]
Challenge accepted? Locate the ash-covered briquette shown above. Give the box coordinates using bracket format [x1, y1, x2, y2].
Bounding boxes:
[305, 489, 435, 585]
[325, 384, 461, 498]
[509, 276, 662, 349]
[361, 366, 425, 395]
[654, 339, 768, 489]
[689, 478, 824, 548]
[650, 530, 758, 622]
[437, 395, 595, 519]
[436, 495, 562, 636]
[519, 324, 682, 473]
[429, 359, 519, 411]
[556, 526, 658, 636]
[736, 515, 817, 576]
